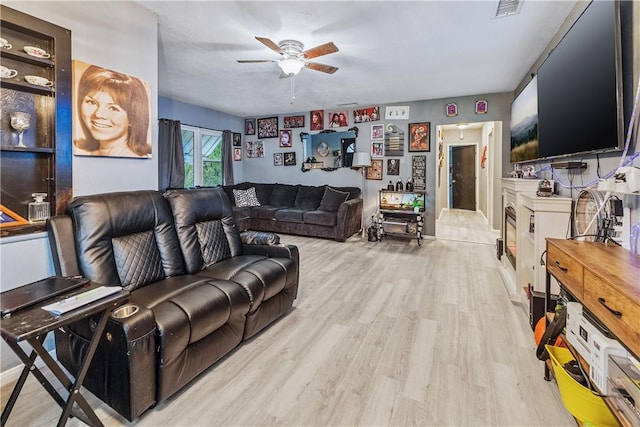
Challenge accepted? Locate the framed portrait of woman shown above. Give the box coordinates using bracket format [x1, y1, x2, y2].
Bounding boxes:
[72, 60, 152, 158]
[245, 119, 256, 135]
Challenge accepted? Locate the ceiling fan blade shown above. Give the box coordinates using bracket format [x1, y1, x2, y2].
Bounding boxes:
[255, 36, 283, 55]
[305, 62, 338, 74]
[302, 42, 338, 60]
[237, 59, 278, 63]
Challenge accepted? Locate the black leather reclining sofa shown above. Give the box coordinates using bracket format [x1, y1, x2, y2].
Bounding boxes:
[47, 187, 299, 421]
[222, 182, 362, 241]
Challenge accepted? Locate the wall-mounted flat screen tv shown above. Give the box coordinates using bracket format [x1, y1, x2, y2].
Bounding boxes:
[511, 0, 633, 163]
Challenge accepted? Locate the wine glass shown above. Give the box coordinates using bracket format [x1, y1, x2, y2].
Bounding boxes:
[10, 112, 30, 148]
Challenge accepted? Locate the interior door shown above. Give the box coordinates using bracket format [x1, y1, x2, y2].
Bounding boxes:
[451, 145, 476, 210]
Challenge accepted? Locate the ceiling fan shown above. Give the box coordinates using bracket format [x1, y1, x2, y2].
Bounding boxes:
[237, 37, 339, 77]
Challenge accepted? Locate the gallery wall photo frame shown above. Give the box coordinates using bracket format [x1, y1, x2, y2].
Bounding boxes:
[233, 148, 242, 161]
[371, 141, 384, 158]
[327, 110, 349, 128]
[279, 129, 293, 148]
[371, 123, 384, 140]
[283, 115, 305, 128]
[232, 132, 241, 147]
[353, 106, 380, 123]
[475, 100, 488, 114]
[284, 152, 297, 166]
[445, 102, 458, 117]
[310, 110, 324, 131]
[257, 116, 278, 139]
[366, 159, 383, 180]
[273, 152, 283, 166]
[245, 140, 264, 158]
[387, 158, 400, 176]
[245, 118, 256, 135]
[408, 122, 431, 152]
[412, 155, 427, 190]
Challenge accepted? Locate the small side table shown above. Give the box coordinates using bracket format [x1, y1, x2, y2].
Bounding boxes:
[1, 281, 129, 427]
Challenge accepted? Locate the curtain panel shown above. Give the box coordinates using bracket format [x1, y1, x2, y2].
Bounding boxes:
[158, 118, 185, 190]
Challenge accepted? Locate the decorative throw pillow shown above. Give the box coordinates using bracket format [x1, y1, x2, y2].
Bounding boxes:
[233, 187, 260, 207]
[318, 187, 350, 212]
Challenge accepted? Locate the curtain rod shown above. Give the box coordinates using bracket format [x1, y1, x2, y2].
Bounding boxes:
[159, 118, 228, 133]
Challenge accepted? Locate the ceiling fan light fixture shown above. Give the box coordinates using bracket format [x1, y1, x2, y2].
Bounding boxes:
[278, 59, 304, 76]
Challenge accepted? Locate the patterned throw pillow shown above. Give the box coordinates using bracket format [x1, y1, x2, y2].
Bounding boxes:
[233, 187, 260, 207]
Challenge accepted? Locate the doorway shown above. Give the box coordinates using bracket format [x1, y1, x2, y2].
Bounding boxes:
[450, 144, 476, 210]
[435, 121, 502, 244]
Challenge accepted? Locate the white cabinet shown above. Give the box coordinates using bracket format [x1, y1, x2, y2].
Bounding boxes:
[518, 194, 572, 299]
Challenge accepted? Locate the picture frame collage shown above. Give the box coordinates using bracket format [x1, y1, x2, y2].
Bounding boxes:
[241, 108, 435, 188]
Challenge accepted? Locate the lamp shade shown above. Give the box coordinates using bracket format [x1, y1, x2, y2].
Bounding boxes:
[278, 59, 304, 76]
[352, 152, 371, 168]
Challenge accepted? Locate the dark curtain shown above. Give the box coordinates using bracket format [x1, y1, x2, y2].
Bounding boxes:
[158, 118, 185, 190]
[222, 130, 234, 185]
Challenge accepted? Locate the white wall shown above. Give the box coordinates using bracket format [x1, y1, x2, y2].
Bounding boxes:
[1, 1, 158, 372]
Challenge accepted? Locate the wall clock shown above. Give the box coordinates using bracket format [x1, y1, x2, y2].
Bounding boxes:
[317, 142, 329, 157]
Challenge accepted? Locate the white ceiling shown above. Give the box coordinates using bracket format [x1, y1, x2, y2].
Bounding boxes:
[137, 0, 579, 118]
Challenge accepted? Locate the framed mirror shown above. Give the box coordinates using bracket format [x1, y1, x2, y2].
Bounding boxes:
[301, 127, 358, 171]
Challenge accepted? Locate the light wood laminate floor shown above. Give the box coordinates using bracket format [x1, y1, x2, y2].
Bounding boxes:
[1, 214, 574, 426]
[436, 208, 500, 246]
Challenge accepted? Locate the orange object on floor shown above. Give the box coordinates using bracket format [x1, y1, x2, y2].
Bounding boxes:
[534, 316, 565, 347]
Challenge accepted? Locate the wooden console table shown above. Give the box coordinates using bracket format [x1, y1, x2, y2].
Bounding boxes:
[1, 281, 129, 427]
[545, 238, 640, 425]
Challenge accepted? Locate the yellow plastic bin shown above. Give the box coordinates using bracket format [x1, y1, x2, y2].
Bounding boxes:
[545, 345, 619, 427]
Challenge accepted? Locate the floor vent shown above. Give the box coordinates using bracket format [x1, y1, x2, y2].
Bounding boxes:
[495, 0, 523, 17]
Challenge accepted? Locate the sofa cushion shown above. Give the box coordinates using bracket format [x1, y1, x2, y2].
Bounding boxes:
[294, 185, 325, 210]
[163, 188, 244, 274]
[333, 186, 361, 200]
[233, 187, 260, 207]
[319, 187, 350, 212]
[251, 206, 281, 220]
[67, 190, 185, 291]
[270, 184, 299, 207]
[253, 183, 275, 206]
[232, 206, 251, 221]
[274, 209, 305, 223]
[303, 210, 337, 227]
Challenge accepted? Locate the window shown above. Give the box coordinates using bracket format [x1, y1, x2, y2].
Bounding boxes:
[181, 125, 223, 187]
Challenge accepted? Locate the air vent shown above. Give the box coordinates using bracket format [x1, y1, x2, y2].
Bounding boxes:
[337, 102, 359, 107]
[495, 0, 522, 17]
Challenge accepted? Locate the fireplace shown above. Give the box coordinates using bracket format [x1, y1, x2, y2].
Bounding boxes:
[505, 205, 517, 269]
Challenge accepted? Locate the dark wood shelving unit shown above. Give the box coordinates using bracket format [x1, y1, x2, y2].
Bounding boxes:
[0, 6, 72, 238]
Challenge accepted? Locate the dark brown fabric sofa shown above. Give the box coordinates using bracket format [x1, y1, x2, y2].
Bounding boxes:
[222, 182, 362, 241]
[46, 187, 299, 421]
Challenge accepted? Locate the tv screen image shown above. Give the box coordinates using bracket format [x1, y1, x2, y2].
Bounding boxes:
[510, 76, 539, 162]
